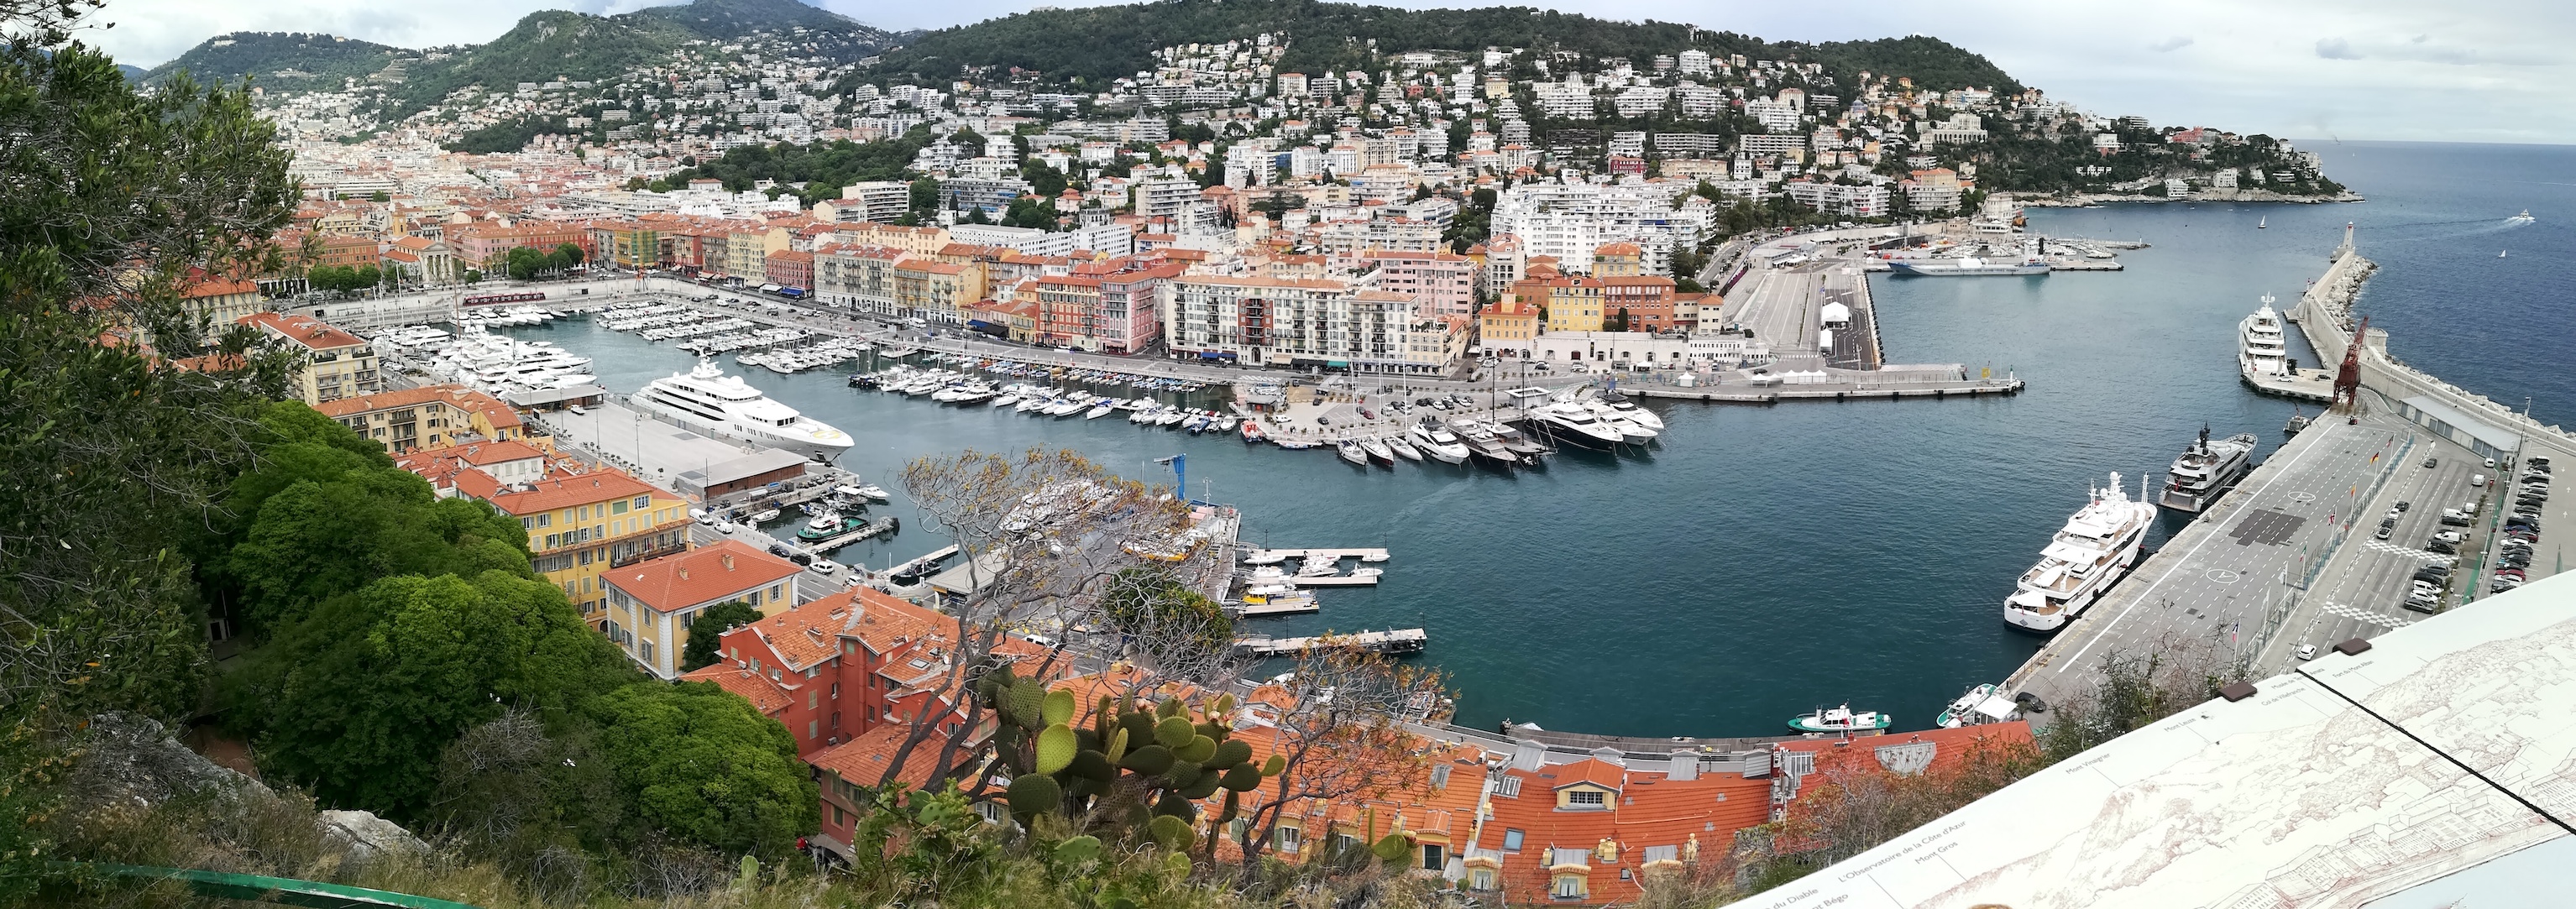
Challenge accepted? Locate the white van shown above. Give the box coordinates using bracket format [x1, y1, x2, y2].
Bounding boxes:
[2470, 473, 2488, 487]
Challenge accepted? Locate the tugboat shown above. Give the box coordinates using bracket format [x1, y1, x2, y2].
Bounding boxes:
[1788, 703, 1892, 734]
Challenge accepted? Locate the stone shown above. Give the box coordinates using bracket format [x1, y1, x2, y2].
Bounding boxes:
[318, 809, 429, 861]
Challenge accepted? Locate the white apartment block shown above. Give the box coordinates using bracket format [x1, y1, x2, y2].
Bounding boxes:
[1161, 276, 1444, 374]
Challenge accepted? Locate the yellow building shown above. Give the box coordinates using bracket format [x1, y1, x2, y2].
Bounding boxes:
[724, 225, 791, 281]
[238, 312, 383, 405]
[444, 461, 694, 622]
[893, 259, 986, 324]
[1479, 298, 1539, 358]
[316, 384, 528, 453]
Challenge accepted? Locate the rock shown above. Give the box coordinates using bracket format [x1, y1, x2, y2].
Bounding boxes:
[65, 713, 272, 812]
[317, 809, 429, 861]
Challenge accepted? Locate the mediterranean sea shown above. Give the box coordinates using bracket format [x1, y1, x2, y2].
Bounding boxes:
[504, 139, 2575, 738]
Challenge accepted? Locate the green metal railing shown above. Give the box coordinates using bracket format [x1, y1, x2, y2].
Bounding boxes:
[57, 863, 481, 909]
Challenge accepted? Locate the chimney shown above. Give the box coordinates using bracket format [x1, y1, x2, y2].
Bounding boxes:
[722, 553, 734, 570]
[678, 567, 689, 580]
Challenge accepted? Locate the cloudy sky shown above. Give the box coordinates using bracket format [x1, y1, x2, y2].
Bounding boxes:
[76, 0, 2574, 144]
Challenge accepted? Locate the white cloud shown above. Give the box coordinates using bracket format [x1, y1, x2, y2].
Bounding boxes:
[75, 0, 2576, 143]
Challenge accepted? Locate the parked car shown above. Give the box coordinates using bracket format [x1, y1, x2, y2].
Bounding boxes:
[2425, 457, 2441, 468]
[2375, 523, 2395, 541]
[2395, 500, 2411, 511]
[2426, 541, 2456, 554]
[2296, 644, 2319, 661]
[2441, 515, 2473, 526]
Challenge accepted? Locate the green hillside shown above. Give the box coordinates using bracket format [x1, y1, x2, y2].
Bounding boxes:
[871, 0, 2018, 92]
[143, 31, 403, 88]
[390, 0, 890, 115]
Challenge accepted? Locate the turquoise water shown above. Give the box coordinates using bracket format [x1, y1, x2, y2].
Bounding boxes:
[505, 140, 2575, 738]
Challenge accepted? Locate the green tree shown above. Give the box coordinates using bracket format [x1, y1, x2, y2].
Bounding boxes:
[226, 571, 633, 819]
[1023, 157, 1068, 197]
[679, 599, 762, 672]
[909, 176, 942, 217]
[556, 242, 584, 266]
[582, 682, 817, 857]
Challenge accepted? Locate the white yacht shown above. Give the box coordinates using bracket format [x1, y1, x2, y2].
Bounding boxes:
[2003, 473, 2157, 632]
[2160, 427, 2259, 513]
[1531, 403, 1630, 448]
[2238, 296, 2291, 379]
[1408, 423, 1471, 463]
[635, 358, 855, 461]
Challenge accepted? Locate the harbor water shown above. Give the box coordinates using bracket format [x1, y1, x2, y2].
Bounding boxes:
[501, 140, 2574, 738]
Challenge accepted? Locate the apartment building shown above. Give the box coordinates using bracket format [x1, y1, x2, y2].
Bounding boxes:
[602, 539, 803, 678]
[316, 384, 526, 453]
[238, 312, 381, 405]
[453, 465, 694, 622]
[1359, 250, 1476, 318]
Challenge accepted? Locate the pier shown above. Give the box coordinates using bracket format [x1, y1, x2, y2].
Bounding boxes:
[2241, 367, 2337, 403]
[2008, 229, 2573, 712]
[1233, 627, 1428, 656]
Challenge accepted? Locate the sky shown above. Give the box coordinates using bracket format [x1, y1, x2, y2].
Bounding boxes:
[71, 0, 2576, 144]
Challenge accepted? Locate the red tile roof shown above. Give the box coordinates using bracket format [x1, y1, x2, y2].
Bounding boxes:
[453, 465, 662, 516]
[605, 539, 802, 614]
[808, 723, 942, 790]
[238, 312, 367, 351]
[682, 662, 793, 715]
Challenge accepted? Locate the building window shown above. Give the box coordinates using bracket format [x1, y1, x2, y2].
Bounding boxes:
[1552, 873, 1587, 900]
[1469, 868, 1498, 891]
[1566, 790, 1607, 808]
[1503, 828, 1524, 851]
[1274, 825, 1301, 854]
[832, 804, 846, 827]
[807, 720, 817, 739]
[768, 583, 783, 602]
[640, 640, 653, 662]
[1422, 844, 1445, 871]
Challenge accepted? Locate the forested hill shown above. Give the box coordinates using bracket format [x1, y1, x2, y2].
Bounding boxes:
[873, 0, 2019, 93]
[378, 0, 890, 114]
[143, 32, 402, 88]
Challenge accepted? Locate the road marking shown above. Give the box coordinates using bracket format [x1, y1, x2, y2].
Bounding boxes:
[2362, 540, 2459, 564]
[2055, 418, 2343, 671]
[2320, 601, 2416, 630]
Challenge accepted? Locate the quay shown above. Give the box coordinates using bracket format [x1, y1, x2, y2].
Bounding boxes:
[2008, 227, 2576, 713]
[1241, 546, 1390, 563]
[2242, 367, 2337, 403]
[1233, 627, 1427, 656]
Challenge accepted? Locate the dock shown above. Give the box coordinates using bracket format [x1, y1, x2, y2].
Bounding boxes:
[1242, 547, 1390, 563]
[1233, 628, 1427, 656]
[1227, 598, 1322, 618]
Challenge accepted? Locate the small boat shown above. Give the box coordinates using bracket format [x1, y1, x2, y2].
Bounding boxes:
[1788, 703, 1892, 734]
[1936, 684, 2000, 729]
[1296, 556, 1340, 577]
[1359, 436, 1395, 466]
[1337, 439, 1369, 466]
[748, 508, 782, 524]
[2499, 250, 2508, 259]
[2506, 209, 2535, 225]
[1085, 402, 1117, 419]
[1240, 420, 1266, 443]
[2284, 411, 2311, 436]
[852, 483, 890, 501]
[1240, 550, 1288, 566]
[2258, 216, 2266, 229]
[797, 509, 867, 542]
[1348, 567, 1384, 579]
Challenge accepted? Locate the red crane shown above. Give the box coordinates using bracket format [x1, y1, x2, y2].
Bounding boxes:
[2333, 315, 2368, 411]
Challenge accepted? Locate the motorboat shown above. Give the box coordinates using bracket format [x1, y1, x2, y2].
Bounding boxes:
[1240, 420, 1267, 443]
[747, 508, 782, 524]
[1410, 423, 1470, 463]
[797, 509, 866, 542]
[1385, 434, 1425, 462]
[1599, 396, 1664, 430]
[2159, 426, 2259, 513]
[1936, 684, 2002, 729]
[1528, 404, 1626, 449]
[1788, 703, 1892, 734]
[851, 483, 890, 501]
[1359, 436, 1395, 466]
[1085, 401, 1118, 419]
[1296, 556, 1341, 577]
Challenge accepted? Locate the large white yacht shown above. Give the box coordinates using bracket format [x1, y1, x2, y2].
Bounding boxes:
[2239, 296, 2290, 379]
[1530, 402, 1630, 448]
[2003, 473, 2157, 632]
[635, 358, 854, 460]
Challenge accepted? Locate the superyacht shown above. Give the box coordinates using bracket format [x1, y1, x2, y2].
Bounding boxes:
[2003, 473, 2157, 632]
[2238, 295, 2291, 380]
[2159, 426, 2259, 513]
[634, 358, 855, 460]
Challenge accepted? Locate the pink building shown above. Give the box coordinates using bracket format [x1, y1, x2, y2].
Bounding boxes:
[1083, 259, 1185, 355]
[1360, 250, 1477, 318]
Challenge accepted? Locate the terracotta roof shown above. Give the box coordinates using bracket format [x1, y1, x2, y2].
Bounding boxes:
[395, 439, 547, 469]
[1472, 757, 1772, 904]
[807, 723, 942, 789]
[453, 464, 663, 516]
[315, 384, 500, 418]
[238, 312, 367, 351]
[682, 662, 793, 715]
[606, 539, 801, 614]
[182, 277, 259, 299]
